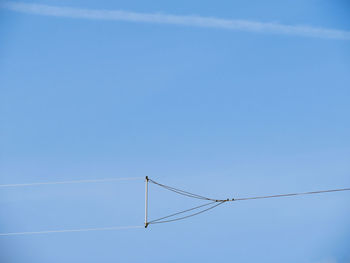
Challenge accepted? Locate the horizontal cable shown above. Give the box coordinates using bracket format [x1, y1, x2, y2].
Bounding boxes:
[150, 201, 226, 224]
[0, 225, 143, 236]
[0, 177, 143, 188]
[234, 188, 350, 201]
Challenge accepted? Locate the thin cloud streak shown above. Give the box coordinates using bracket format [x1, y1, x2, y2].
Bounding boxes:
[2, 2, 350, 40]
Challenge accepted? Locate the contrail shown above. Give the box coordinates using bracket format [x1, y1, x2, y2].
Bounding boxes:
[0, 225, 143, 236]
[1, 2, 350, 40]
[0, 177, 143, 188]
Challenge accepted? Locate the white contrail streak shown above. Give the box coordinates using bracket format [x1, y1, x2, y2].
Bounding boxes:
[0, 225, 143, 236]
[1, 2, 350, 40]
[0, 177, 143, 188]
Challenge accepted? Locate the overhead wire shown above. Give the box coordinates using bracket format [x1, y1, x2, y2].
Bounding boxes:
[147, 179, 229, 225]
[1, 177, 349, 230]
[0, 177, 145, 236]
[149, 201, 226, 224]
[148, 179, 350, 225]
[0, 177, 143, 188]
[0, 225, 143, 236]
[149, 179, 216, 201]
[148, 200, 217, 224]
[234, 187, 350, 201]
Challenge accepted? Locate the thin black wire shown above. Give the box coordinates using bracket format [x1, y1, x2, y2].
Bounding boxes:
[148, 179, 350, 226]
[149, 201, 226, 225]
[149, 179, 212, 200]
[147, 179, 225, 225]
[157, 185, 210, 200]
[151, 179, 350, 202]
[149, 179, 216, 201]
[148, 201, 217, 224]
[234, 187, 350, 201]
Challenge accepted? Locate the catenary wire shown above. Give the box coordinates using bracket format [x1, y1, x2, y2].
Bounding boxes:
[0, 225, 143, 236]
[149, 201, 226, 224]
[155, 184, 211, 200]
[147, 180, 350, 225]
[149, 179, 211, 200]
[149, 179, 216, 201]
[0, 177, 143, 188]
[148, 201, 217, 224]
[150, 180, 350, 203]
[2, 178, 349, 231]
[233, 187, 350, 201]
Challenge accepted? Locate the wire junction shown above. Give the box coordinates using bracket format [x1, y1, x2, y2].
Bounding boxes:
[146, 178, 350, 227]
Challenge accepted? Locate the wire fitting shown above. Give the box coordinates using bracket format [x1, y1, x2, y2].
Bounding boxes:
[214, 199, 229, 202]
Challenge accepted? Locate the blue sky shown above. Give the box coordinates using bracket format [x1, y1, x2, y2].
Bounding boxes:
[1, 0, 350, 262]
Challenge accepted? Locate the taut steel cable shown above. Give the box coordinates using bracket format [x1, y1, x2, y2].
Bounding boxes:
[146, 178, 350, 226]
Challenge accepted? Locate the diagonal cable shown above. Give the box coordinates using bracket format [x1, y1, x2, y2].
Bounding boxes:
[234, 187, 350, 201]
[156, 184, 211, 200]
[149, 201, 226, 225]
[149, 179, 211, 200]
[148, 201, 217, 224]
[149, 179, 216, 201]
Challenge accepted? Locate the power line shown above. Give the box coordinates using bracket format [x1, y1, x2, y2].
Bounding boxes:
[0, 225, 143, 236]
[234, 188, 350, 201]
[150, 179, 350, 203]
[0, 177, 143, 188]
[147, 179, 350, 226]
[149, 201, 226, 225]
[148, 201, 217, 224]
[0, 177, 144, 236]
[149, 179, 216, 201]
[2, 177, 349, 232]
[146, 179, 225, 227]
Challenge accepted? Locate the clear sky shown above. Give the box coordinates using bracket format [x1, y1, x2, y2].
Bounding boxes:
[1, 0, 350, 262]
